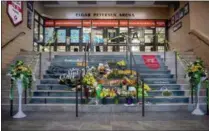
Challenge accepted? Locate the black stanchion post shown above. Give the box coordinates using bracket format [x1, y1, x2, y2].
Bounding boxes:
[76, 80, 78, 117]
[39, 53, 42, 79]
[175, 51, 178, 80]
[80, 70, 83, 104]
[191, 84, 194, 104]
[10, 79, 13, 116]
[207, 87, 209, 115]
[136, 73, 139, 103]
[142, 79, 145, 117]
[24, 87, 27, 104]
[164, 42, 166, 62]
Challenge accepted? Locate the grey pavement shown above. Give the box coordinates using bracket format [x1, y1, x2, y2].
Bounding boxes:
[2, 111, 209, 131]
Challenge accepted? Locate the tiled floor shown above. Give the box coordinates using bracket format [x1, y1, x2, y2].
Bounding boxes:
[2, 111, 209, 130]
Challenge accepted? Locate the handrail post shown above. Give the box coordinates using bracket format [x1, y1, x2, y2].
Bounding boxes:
[10, 79, 14, 116]
[174, 51, 178, 81]
[39, 53, 42, 79]
[142, 79, 145, 117]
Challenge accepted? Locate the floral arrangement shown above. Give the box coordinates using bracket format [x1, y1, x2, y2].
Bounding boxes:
[186, 58, 208, 88]
[8, 60, 32, 100]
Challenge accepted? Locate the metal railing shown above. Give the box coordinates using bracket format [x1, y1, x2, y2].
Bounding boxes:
[2, 32, 26, 49]
[126, 42, 145, 117]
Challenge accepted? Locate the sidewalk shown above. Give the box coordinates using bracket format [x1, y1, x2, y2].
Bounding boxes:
[2, 111, 209, 130]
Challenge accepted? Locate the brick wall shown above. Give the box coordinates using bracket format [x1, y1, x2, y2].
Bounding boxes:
[1, 1, 44, 69]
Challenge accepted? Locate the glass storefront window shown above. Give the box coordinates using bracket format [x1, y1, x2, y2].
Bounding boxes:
[57, 46, 66, 52]
[35, 13, 39, 20]
[145, 46, 153, 52]
[119, 27, 128, 43]
[158, 46, 164, 52]
[119, 46, 126, 52]
[144, 29, 154, 43]
[40, 18, 44, 25]
[156, 27, 165, 44]
[34, 22, 39, 41]
[57, 29, 66, 43]
[130, 28, 144, 44]
[70, 29, 80, 43]
[108, 46, 113, 52]
[83, 28, 91, 43]
[107, 29, 117, 43]
[39, 26, 43, 42]
[45, 27, 54, 44]
[92, 29, 104, 45]
[131, 46, 140, 52]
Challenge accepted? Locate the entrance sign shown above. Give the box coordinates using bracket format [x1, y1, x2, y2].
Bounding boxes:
[7, 1, 23, 26]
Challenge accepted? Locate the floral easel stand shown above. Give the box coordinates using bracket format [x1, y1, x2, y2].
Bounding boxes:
[192, 77, 207, 115]
[12, 76, 26, 118]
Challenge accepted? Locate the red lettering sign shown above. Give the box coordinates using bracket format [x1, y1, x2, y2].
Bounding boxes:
[83, 20, 91, 27]
[45, 20, 54, 27]
[129, 20, 155, 27]
[55, 20, 82, 27]
[156, 21, 166, 27]
[92, 20, 118, 27]
[7, 1, 23, 26]
[119, 20, 128, 27]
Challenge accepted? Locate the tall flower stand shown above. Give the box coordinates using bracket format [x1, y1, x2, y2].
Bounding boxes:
[13, 79, 26, 118]
[192, 77, 207, 115]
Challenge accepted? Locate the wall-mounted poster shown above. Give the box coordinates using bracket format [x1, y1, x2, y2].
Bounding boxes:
[175, 11, 180, 23]
[92, 30, 104, 44]
[70, 29, 80, 43]
[184, 3, 189, 15]
[27, 10, 32, 29]
[45, 27, 54, 43]
[173, 22, 182, 32]
[168, 19, 171, 28]
[179, 8, 184, 19]
[7, 1, 23, 26]
[57, 29, 66, 43]
[171, 16, 175, 25]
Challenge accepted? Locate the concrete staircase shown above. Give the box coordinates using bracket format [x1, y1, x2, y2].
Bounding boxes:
[2, 52, 207, 113]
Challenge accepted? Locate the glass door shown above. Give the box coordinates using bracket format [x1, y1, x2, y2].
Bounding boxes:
[55, 28, 67, 52]
[69, 28, 81, 52]
[91, 28, 104, 52]
[144, 28, 155, 52]
[107, 28, 119, 52]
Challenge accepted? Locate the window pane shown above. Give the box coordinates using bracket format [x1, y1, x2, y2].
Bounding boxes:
[70, 29, 80, 43]
[57, 29, 66, 43]
[45, 27, 54, 44]
[34, 22, 39, 41]
[92, 29, 104, 45]
[39, 26, 43, 42]
[40, 17, 44, 25]
[35, 12, 39, 20]
[119, 27, 128, 43]
[130, 28, 144, 44]
[107, 29, 117, 43]
[83, 28, 91, 43]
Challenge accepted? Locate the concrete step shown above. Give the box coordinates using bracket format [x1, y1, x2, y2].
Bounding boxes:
[28, 96, 191, 104]
[1, 103, 207, 112]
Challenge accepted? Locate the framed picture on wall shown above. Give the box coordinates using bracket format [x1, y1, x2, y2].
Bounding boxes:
[171, 16, 175, 25]
[175, 11, 180, 22]
[173, 22, 182, 32]
[179, 8, 184, 19]
[184, 3, 189, 15]
[27, 10, 32, 29]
